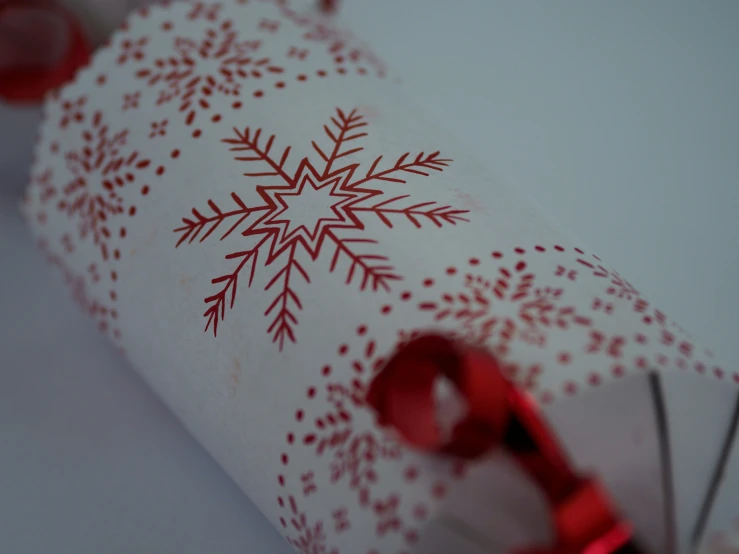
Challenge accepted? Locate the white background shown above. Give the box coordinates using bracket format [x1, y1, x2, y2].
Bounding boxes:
[1, 1, 737, 552]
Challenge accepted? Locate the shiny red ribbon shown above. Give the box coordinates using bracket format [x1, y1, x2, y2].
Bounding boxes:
[367, 333, 648, 554]
[0, 0, 91, 104]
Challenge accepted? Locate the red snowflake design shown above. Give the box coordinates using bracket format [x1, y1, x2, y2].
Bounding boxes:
[135, 19, 281, 127]
[416, 260, 610, 394]
[174, 107, 467, 348]
[420, 260, 592, 358]
[303, 372, 402, 509]
[277, 244, 733, 553]
[38, 240, 122, 340]
[422, 246, 732, 397]
[57, 111, 154, 261]
[281, 5, 385, 77]
[278, 323, 443, 554]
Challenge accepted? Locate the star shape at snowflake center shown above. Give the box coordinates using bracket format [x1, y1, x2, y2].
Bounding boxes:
[260, 165, 359, 254]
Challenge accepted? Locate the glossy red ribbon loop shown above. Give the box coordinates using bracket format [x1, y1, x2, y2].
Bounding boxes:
[0, 0, 91, 104]
[367, 333, 648, 554]
[366, 334, 510, 458]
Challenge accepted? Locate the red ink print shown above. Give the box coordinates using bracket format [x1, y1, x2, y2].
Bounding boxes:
[288, 46, 309, 60]
[122, 91, 141, 111]
[32, 168, 56, 204]
[59, 96, 87, 128]
[290, 13, 387, 77]
[301, 471, 317, 496]
[39, 246, 122, 341]
[56, 111, 153, 261]
[333, 508, 350, 533]
[135, 21, 282, 126]
[175, 107, 465, 348]
[186, 1, 221, 21]
[149, 119, 168, 138]
[116, 36, 148, 65]
[259, 18, 280, 33]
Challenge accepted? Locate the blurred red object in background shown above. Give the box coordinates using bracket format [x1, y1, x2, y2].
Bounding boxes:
[0, 0, 90, 104]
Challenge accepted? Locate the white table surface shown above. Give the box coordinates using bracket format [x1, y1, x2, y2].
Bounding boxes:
[1, 1, 737, 552]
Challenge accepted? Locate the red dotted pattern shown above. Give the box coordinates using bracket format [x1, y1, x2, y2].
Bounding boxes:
[416, 246, 729, 401]
[37, 239, 123, 341]
[28, 4, 733, 550]
[44, 0, 390, 355]
[281, 4, 387, 78]
[110, 1, 385, 140]
[279, 322, 443, 554]
[32, 87, 169, 343]
[276, 244, 732, 553]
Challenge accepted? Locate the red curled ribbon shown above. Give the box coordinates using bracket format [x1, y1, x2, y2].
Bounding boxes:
[367, 333, 649, 554]
[0, 0, 91, 104]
